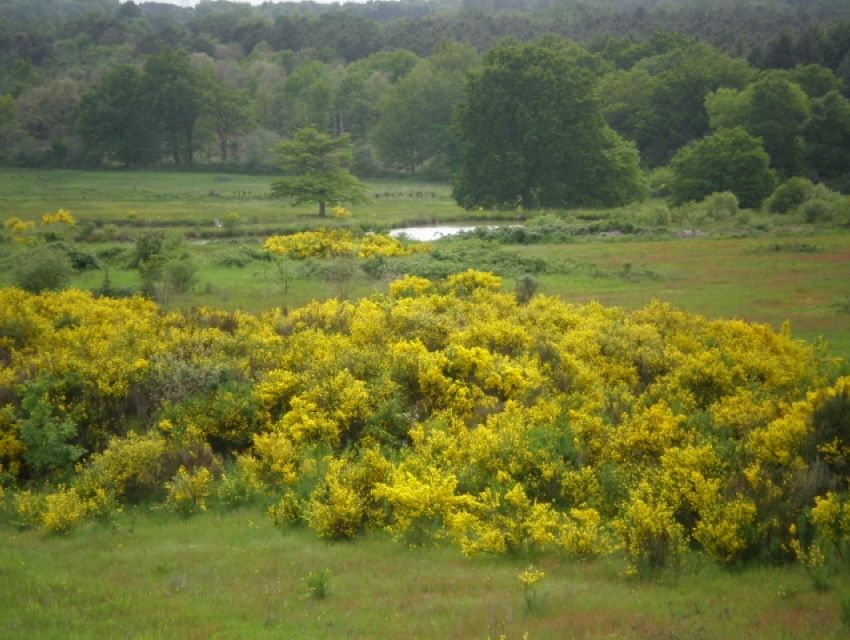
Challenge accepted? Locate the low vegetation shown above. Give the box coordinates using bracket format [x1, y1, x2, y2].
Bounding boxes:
[1, 272, 849, 572]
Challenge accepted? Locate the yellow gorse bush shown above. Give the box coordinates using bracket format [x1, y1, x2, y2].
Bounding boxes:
[263, 229, 428, 259]
[4, 209, 75, 244]
[41, 209, 76, 226]
[1, 278, 847, 569]
[165, 466, 213, 515]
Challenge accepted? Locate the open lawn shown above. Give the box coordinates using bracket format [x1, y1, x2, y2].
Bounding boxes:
[1, 507, 847, 640]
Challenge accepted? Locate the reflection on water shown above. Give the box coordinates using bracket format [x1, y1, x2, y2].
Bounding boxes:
[387, 226, 477, 242]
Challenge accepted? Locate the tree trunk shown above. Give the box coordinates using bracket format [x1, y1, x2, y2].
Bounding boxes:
[319, 201, 326, 217]
[219, 132, 228, 162]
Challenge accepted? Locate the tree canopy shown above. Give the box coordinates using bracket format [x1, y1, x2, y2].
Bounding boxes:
[669, 127, 776, 208]
[271, 127, 367, 217]
[452, 37, 645, 210]
[1, 0, 850, 191]
[76, 65, 159, 166]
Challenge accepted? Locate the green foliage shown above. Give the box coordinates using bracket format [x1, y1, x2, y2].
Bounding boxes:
[130, 232, 165, 269]
[369, 43, 477, 178]
[272, 127, 368, 217]
[303, 569, 331, 600]
[17, 379, 84, 478]
[802, 90, 850, 180]
[669, 127, 776, 208]
[132, 233, 196, 300]
[0, 94, 17, 162]
[453, 37, 644, 210]
[142, 49, 205, 166]
[13, 245, 74, 293]
[599, 40, 754, 167]
[801, 199, 835, 223]
[162, 256, 197, 295]
[514, 273, 539, 304]
[389, 240, 548, 280]
[746, 73, 810, 176]
[767, 177, 815, 213]
[198, 70, 251, 163]
[789, 64, 845, 99]
[701, 191, 740, 219]
[274, 61, 335, 137]
[76, 65, 160, 167]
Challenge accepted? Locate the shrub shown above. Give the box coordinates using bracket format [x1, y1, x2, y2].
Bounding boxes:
[268, 490, 302, 526]
[130, 232, 165, 268]
[165, 466, 213, 516]
[669, 127, 776, 208]
[163, 256, 197, 295]
[13, 245, 74, 293]
[702, 191, 739, 219]
[13, 489, 45, 529]
[518, 565, 545, 611]
[216, 462, 266, 509]
[75, 431, 168, 501]
[41, 485, 88, 534]
[801, 199, 834, 223]
[767, 177, 814, 213]
[304, 569, 331, 600]
[305, 458, 366, 540]
[18, 379, 84, 478]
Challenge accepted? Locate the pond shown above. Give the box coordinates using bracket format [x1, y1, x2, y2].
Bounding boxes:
[387, 225, 479, 242]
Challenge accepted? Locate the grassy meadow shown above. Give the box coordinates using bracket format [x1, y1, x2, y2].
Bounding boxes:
[2, 168, 850, 638]
[1, 507, 848, 640]
[0, 168, 492, 229]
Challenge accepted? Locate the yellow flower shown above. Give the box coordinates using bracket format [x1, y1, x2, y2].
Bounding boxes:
[518, 565, 544, 587]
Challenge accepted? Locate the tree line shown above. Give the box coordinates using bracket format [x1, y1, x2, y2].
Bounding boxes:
[1, 0, 850, 208]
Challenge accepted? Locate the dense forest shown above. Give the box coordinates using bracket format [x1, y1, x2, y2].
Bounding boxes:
[2, 0, 850, 197]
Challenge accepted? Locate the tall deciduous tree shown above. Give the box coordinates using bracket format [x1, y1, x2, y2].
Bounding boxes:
[143, 48, 204, 166]
[272, 127, 367, 217]
[802, 90, 850, 180]
[746, 73, 810, 176]
[371, 62, 461, 175]
[16, 77, 80, 142]
[706, 72, 811, 176]
[0, 94, 17, 161]
[669, 127, 776, 208]
[452, 37, 645, 210]
[76, 65, 159, 166]
[274, 60, 335, 137]
[197, 67, 251, 163]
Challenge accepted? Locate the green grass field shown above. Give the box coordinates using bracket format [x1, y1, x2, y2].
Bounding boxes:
[512, 235, 850, 358]
[0, 168, 499, 230]
[1, 507, 847, 639]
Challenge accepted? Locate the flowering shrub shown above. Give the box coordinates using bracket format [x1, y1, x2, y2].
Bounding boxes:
[0, 278, 846, 570]
[263, 229, 427, 260]
[41, 485, 88, 533]
[41, 209, 76, 227]
[4, 209, 75, 244]
[165, 466, 213, 516]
